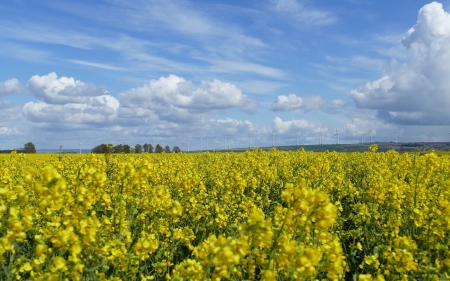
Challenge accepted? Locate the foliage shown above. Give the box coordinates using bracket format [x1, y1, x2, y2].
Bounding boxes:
[91, 144, 110, 154]
[172, 146, 181, 153]
[155, 144, 163, 153]
[0, 150, 449, 280]
[23, 142, 36, 153]
[135, 144, 142, 154]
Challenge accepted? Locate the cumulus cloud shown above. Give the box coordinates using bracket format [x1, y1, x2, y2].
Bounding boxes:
[0, 100, 15, 109]
[28, 72, 108, 104]
[349, 2, 450, 125]
[17, 72, 259, 141]
[0, 78, 24, 96]
[326, 99, 347, 112]
[23, 95, 120, 127]
[0, 126, 21, 136]
[271, 94, 325, 112]
[23, 73, 120, 129]
[271, 94, 346, 113]
[118, 75, 257, 124]
[272, 116, 317, 134]
[0, 101, 23, 125]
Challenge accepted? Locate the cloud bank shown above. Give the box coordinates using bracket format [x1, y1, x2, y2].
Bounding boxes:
[349, 2, 450, 125]
[271, 94, 346, 113]
[0, 72, 263, 148]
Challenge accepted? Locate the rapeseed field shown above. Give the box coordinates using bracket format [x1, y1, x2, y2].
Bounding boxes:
[0, 147, 449, 280]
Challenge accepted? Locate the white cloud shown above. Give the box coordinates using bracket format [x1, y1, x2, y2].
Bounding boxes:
[272, 116, 317, 134]
[0, 102, 22, 125]
[0, 78, 24, 96]
[0, 100, 15, 109]
[349, 2, 450, 125]
[27, 72, 109, 104]
[67, 60, 128, 71]
[19, 73, 258, 139]
[118, 75, 257, 122]
[22, 73, 120, 129]
[208, 60, 286, 79]
[326, 99, 347, 112]
[271, 94, 325, 112]
[23, 95, 120, 128]
[272, 0, 337, 26]
[0, 126, 21, 136]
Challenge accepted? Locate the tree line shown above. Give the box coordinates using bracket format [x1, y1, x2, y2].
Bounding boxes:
[91, 143, 181, 154]
[0, 142, 36, 154]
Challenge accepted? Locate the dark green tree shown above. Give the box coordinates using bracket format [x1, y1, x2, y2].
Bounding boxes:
[149, 144, 154, 153]
[135, 144, 142, 153]
[23, 142, 36, 153]
[91, 144, 110, 153]
[164, 145, 171, 153]
[124, 144, 131, 153]
[155, 144, 163, 153]
[172, 146, 181, 153]
[143, 143, 149, 153]
[113, 144, 123, 153]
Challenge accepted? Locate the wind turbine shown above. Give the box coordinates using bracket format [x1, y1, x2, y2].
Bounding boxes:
[368, 130, 373, 143]
[295, 131, 299, 146]
[359, 130, 364, 144]
[421, 131, 424, 143]
[318, 131, 323, 145]
[187, 137, 191, 152]
[334, 129, 343, 144]
[248, 134, 252, 149]
[395, 129, 398, 144]
[212, 136, 216, 152]
[430, 131, 434, 143]
[302, 132, 305, 145]
[79, 142, 81, 154]
[224, 135, 227, 150]
[152, 137, 157, 147]
[272, 132, 275, 147]
[200, 137, 202, 152]
[175, 137, 179, 147]
[206, 137, 208, 150]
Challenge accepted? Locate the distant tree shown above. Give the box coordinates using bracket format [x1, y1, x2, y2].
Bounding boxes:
[143, 143, 149, 153]
[124, 144, 131, 153]
[101, 144, 110, 153]
[23, 142, 36, 153]
[131, 148, 135, 153]
[155, 144, 163, 153]
[172, 146, 181, 153]
[91, 145, 101, 153]
[135, 144, 142, 153]
[149, 144, 154, 153]
[164, 145, 171, 153]
[113, 144, 123, 153]
[91, 144, 110, 153]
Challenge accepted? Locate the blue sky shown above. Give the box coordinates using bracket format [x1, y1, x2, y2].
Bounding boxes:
[1, 0, 450, 150]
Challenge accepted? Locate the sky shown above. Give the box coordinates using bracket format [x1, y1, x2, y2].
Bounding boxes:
[1, 0, 450, 150]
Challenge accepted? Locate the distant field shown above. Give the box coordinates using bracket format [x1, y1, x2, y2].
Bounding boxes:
[214, 142, 450, 153]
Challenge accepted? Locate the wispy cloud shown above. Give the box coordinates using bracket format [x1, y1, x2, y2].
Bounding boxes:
[66, 60, 128, 71]
[272, 0, 338, 26]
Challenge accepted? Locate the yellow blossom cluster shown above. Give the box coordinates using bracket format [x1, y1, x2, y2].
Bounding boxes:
[0, 149, 449, 280]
